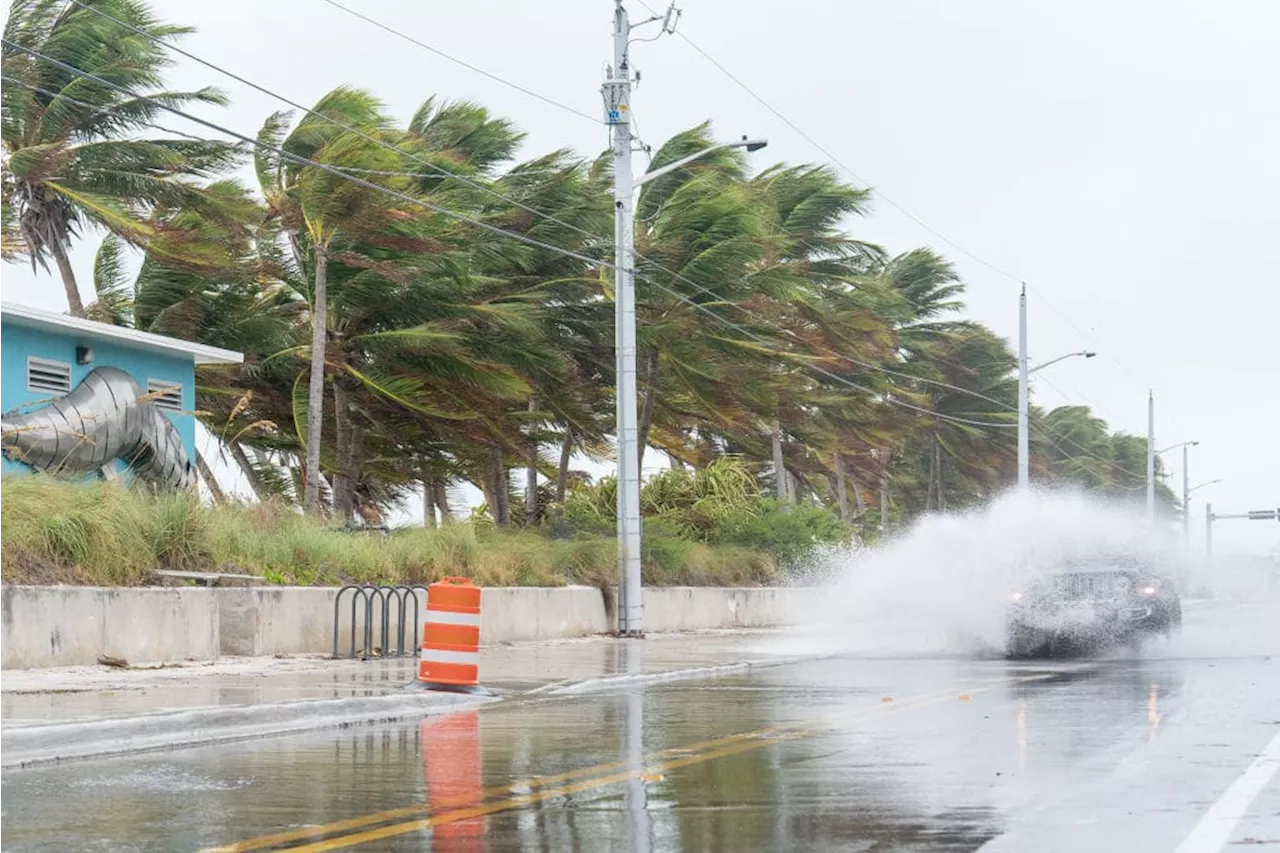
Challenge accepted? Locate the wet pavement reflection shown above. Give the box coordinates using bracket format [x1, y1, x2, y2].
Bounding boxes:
[2, 602, 1278, 852]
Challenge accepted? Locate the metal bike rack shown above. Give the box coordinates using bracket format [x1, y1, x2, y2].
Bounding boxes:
[332, 584, 428, 660]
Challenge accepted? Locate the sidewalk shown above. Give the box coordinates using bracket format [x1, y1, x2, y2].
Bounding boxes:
[0, 630, 804, 767]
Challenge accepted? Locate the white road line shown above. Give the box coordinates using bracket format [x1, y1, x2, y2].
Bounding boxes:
[1174, 727, 1280, 853]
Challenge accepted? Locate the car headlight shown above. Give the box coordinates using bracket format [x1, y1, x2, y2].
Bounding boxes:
[1008, 591, 1025, 603]
[1138, 585, 1157, 596]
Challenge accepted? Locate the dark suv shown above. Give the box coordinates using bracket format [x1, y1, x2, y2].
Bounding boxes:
[1005, 565, 1182, 658]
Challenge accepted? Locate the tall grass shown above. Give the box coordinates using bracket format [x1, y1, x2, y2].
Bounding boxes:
[0, 478, 780, 588]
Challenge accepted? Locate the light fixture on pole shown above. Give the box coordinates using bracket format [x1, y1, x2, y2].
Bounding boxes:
[1015, 283, 1097, 489]
[604, 0, 766, 636]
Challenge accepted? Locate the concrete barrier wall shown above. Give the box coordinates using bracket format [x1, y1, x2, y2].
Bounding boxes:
[1, 584, 805, 669]
[640, 587, 808, 633]
[1, 586, 219, 669]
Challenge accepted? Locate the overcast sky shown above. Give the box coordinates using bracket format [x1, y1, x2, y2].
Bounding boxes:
[3, 0, 1276, 555]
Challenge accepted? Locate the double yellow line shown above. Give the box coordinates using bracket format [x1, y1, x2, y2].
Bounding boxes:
[202, 670, 1061, 852]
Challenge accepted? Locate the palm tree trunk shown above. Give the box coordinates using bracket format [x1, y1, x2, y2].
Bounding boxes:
[637, 347, 659, 470]
[303, 249, 328, 515]
[195, 449, 226, 505]
[556, 427, 573, 503]
[879, 449, 889, 534]
[771, 421, 790, 504]
[50, 240, 85, 317]
[834, 452, 850, 522]
[347, 421, 363, 512]
[525, 395, 539, 524]
[927, 437, 938, 511]
[489, 445, 510, 526]
[434, 481, 451, 522]
[422, 470, 436, 529]
[333, 381, 353, 523]
[935, 434, 947, 511]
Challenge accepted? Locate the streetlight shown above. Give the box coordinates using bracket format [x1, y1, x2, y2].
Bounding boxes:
[1189, 478, 1223, 494]
[605, 0, 768, 635]
[1016, 284, 1098, 489]
[634, 137, 769, 188]
[1157, 439, 1200, 548]
[1028, 351, 1096, 375]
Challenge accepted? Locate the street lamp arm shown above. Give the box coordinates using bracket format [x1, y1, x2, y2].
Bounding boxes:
[634, 138, 768, 188]
[1188, 479, 1222, 495]
[1028, 350, 1096, 375]
[1157, 440, 1199, 455]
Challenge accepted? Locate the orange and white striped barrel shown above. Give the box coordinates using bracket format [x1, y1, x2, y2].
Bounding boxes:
[417, 577, 482, 689]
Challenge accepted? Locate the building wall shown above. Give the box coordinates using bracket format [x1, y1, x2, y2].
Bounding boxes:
[0, 319, 196, 475]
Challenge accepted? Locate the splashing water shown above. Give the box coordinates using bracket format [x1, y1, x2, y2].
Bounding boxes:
[780, 490, 1183, 659]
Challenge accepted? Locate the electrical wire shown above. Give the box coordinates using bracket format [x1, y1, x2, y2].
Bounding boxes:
[15, 40, 1157, 486]
[10, 30, 1160, 480]
[10, 14, 1167, 479]
[4, 39, 1022, 435]
[51, 0, 1029, 420]
[314, 0, 601, 126]
[638, 0, 1167, 416]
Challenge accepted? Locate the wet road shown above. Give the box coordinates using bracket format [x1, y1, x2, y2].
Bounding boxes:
[3, 601, 1278, 852]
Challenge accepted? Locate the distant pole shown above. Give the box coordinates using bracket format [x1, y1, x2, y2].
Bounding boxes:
[1205, 502, 1213, 560]
[1182, 443, 1190, 547]
[606, 0, 642, 636]
[1146, 390, 1155, 522]
[1017, 284, 1030, 489]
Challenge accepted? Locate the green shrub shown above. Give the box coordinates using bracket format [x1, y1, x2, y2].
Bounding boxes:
[709, 499, 852, 568]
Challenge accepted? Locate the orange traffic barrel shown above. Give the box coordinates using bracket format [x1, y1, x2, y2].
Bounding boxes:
[421, 711, 486, 849]
[411, 577, 489, 694]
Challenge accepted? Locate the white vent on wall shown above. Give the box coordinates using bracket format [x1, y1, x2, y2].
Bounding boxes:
[146, 379, 183, 412]
[27, 356, 71, 395]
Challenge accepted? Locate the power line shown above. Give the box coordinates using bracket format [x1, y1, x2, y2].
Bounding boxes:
[8, 34, 1148, 478]
[11, 36, 1137, 483]
[641, 0, 1165, 412]
[59, 0, 1030, 422]
[13, 42, 1144, 484]
[1031, 375, 1147, 481]
[314, 0, 602, 126]
[634, 0, 1025, 285]
[62, 0, 610, 254]
[4, 39, 1019, 435]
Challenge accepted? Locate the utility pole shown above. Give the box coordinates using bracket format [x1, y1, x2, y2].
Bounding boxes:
[1182, 443, 1190, 547]
[1205, 502, 1213, 560]
[604, 0, 643, 636]
[1017, 283, 1030, 489]
[1146, 390, 1155, 522]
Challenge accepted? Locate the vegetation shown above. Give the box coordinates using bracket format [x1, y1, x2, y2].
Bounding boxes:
[0, 0, 1180, 584]
[0, 478, 779, 588]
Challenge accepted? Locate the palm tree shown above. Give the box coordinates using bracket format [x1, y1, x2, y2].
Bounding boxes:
[256, 88, 434, 514]
[631, 123, 772, 468]
[1, 0, 239, 315]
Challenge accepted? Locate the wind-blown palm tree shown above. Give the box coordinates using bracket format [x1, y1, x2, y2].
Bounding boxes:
[1, 0, 239, 315]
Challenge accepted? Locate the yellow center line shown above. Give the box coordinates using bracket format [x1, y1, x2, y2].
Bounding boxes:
[198, 720, 806, 852]
[209, 670, 1060, 853]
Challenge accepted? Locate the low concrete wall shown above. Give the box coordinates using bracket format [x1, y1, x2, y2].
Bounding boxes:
[1, 586, 219, 669]
[640, 587, 806, 633]
[1, 584, 805, 669]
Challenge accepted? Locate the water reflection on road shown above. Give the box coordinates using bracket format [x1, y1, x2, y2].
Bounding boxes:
[1, 602, 1277, 852]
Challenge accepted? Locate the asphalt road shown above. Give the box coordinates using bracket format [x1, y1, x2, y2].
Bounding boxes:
[2, 600, 1277, 852]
